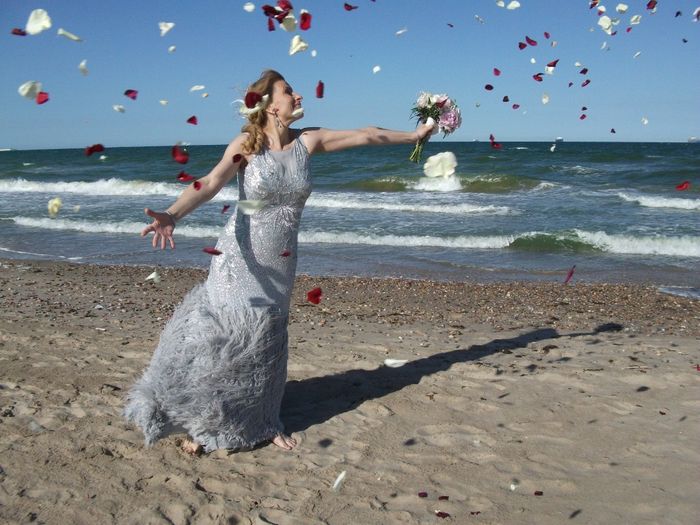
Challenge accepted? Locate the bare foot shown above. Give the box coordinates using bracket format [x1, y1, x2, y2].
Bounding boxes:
[179, 438, 203, 456]
[271, 433, 297, 451]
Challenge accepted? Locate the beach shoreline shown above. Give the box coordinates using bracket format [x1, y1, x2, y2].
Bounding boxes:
[1, 258, 698, 524]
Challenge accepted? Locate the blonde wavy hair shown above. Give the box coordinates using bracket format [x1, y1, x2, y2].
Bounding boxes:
[240, 69, 285, 155]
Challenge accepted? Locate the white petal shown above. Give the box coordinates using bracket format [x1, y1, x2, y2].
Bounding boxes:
[575, 61, 583, 67]
[530, 57, 536, 64]
[98, 155, 107, 161]
[496, 0, 505, 7]
[332, 471, 347, 491]
[641, 117, 649, 125]
[544, 66, 555, 75]
[633, 51, 641, 58]
[145, 270, 161, 283]
[47, 197, 62, 218]
[311, 49, 317, 57]
[57, 28, 82, 42]
[423, 152, 458, 178]
[630, 14, 642, 25]
[26, 9, 52, 35]
[243, 2, 256, 13]
[694, 7, 700, 21]
[202, 93, 209, 98]
[168, 45, 176, 53]
[549, 144, 556, 153]
[384, 358, 408, 368]
[542, 93, 550, 104]
[159, 22, 175, 37]
[73, 205, 81, 212]
[159, 100, 169, 105]
[474, 15, 485, 24]
[237, 200, 266, 214]
[372, 65, 381, 74]
[289, 34, 309, 55]
[395, 27, 408, 36]
[113, 104, 125, 113]
[78, 59, 88, 76]
[281, 13, 297, 32]
[601, 41, 608, 50]
[190, 85, 206, 92]
[598, 5, 607, 12]
[18, 81, 42, 99]
[598, 15, 613, 34]
[551, 40, 558, 47]
[506, 1, 521, 9]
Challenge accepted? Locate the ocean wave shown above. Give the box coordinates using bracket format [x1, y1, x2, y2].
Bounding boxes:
[408, 176, 463, 192]
[300, 231, 514, 249]
[11, 217, 221, 238]
[461, 174, 541, 193]
[574, 230, 700, 257]
[557, 165, 598, 175]
[307, 196, 511, 215]
[617, 192, 700, 210]
[0, 245, 82, 260]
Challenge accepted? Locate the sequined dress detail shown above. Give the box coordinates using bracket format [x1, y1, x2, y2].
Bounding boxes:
[124, 137, 312, 451]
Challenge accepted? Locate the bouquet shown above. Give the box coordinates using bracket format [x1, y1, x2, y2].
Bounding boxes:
[409, 92, 462, 163]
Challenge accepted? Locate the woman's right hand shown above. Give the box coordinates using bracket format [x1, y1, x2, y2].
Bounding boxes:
[141, 208, 176, 249]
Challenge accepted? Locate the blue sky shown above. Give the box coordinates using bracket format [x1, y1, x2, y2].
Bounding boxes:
[2, 0, 699, 149]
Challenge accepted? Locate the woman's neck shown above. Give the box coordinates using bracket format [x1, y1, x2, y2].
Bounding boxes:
[263, 123, 293, 150]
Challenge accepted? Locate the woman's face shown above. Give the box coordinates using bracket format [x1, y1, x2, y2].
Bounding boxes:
[271, 79, 304, 123]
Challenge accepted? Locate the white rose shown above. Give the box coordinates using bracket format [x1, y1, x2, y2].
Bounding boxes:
[416, 92, 431, 108]
[423, 152, 457, 178]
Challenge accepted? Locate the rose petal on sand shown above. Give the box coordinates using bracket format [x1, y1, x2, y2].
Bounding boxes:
[26, 9, 52, 35]
[307, 287, 323, 304]
[113, 104, 125, 113]
[237, 200, 266, 214]
[344, 3, 358, 10]
[36, 92, 49, 104]
[418, 492, 428, 498]
[372, 65, 381, 74]
[542, 93, 550, 104]
[435, 511, 451, 519]
[525, 35, 538, 46]
[190, 85, 206, 92]
[124, 89, 138, 100]
[534, 491, 544, 496]
[438, 496, 449, 501]
[485, 84, 494, 91]
[159, 22, 175, 36]
[47, 197, 62, 218]
[78, 59, 88, 76]
[57, 28, 82, 41]
[289, 34, 309, 55]
[316, 80, 324, 98]
[193, 181, 202, 191]
[384, 358, 408, 368]
[18, 81, 42, 99]
[332, 470, 346, 490]
[300, 10, 312, 30]
[506, 1, 520, 9]
[172, 145, 189, 164]
[85, 144, 105, 156]
[187, 115, 198, 125]
[203, 247, 222, 256]
[177, 171, 194, 182]
[493, 67, 501, 76]
[243, 2, 255, 13]
[12, 28, 27, 36]
[564, 265, 576, 284]
[423, 152, 457, 178]
[145, 270, 161, 283]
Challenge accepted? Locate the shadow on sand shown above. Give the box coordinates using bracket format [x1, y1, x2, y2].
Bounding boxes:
[282, 323, 622, 434]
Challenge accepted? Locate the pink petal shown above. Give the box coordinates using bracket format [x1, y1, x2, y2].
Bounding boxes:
[564, 265, 576, 283]
[518, 41, 527, 50]
[525, 35, 537, 46]
[580, 114, 587, 120]
[84, 144, 105, 156]
[418, 491, 428, 498]
[493, 67, 501, 76]
[581, 79, 591, 87]
[177, 171, 194, 182]
[187, 115, 198, 125]
[675, 181, 690, 191]
[36, 91, 49, 104]
[203, 247, 222, 255]
[532, 73, 543, 82]
[544, 31, 551, 38]
[512, 103, 520, 109]
[124, 89, 138, 100]
[172, 145, 189, 164]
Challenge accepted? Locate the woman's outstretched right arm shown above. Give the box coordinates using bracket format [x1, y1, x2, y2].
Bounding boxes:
[141, 135, 247, 249]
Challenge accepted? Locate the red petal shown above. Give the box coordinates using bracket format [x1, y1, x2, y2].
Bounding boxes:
[581, 79, 591, 87]
[589, 0, 599, 8]
[646, 0, 657, 9]
[277, 0, 294, 10]
[627, 26, 632, 32]
[233, 153, 243, 163]
[580, 68, 589, 75]
[532, 73, 543, 82]
[564, 265, 576, 284]
[177, 171, 194, 182]
[306, 287, 323, 304]
[492, 142, 502, 149]
[525, 36, 537, 46]
[344, 3, 358, 10]
[316, 80, 324, 98]
[489, 134, 495, 142]
[485, 84, 494, 91]
[222, 204, 231, 213]
[695, 364, 700, 371]
[418, 492, 428, 498]
[580, 114, 587, 120]
[534, 491, 544, 496]
[172, 145, 189, 164]
[267, 16, 275, 31]
[512, 103, 520, 109]
[493, 67, 501, 76]
[262, 5, 278, 16]
[675, 181, 691, 191]
[544, 31, 551, 39]
[84, 144, 105, 156]
[11, 28, 27, 36]
[245, 91, 263, 108]
[203, 247, 222, 255]
[300, 11, 312, 30]
[124, 89, 138, 100]
[187, 115, 198, 125]
[610, 128, 616, 133]
[193, 180, 202, 190]
[36, 92, 49, 105]
[438, 496, 449, 501]
[435, 511, 450, 519]
[280, 250, 291, 257]
[518, 41, 527, 50]
[546, 59, 559, 68]
[502, 95, 510, 102]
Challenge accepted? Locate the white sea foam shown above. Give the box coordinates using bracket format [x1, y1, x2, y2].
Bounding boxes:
[574, 229, 700, 257]
[408, 175, 463, 192]
[0, 245, 82, 260]
[617, 192, 700, 210]
[532, 182, 558, 191]
[307, 195, 510, 215]
[300, 231, 515, 249]
[559, 165, 598, 175]
[11, 217, 221, 238]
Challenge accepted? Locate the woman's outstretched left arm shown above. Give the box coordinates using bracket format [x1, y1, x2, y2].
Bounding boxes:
[300, 122, 435, 154]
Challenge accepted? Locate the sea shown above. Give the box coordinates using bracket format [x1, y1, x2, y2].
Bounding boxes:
[1, 141, 698, 298]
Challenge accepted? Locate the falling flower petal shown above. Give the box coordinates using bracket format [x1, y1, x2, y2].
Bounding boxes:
[243, 2, 256, 13]
[550, 143, 556, 152]
[580, 114, 587, 120]
[36, 92, 49, 104]
[78, 59, 89, 76]
[280, 13, 297, 31]
[564, 265, 576, 284]
[418, 492, 428, 498]
[551, 40, 558, 47]
[384, 358, 408, 368]
[372, 65, 381, 74]
[485, 84, 494, 91]
[124, 89, 138, 100]
[12, 28, 27, 36]
[542, 93, 550, 104]
[580, 67, 589, 75]
[530, 58, 536, 64]
[610, 128, 616, 133]
[190, 85, 206, 92]
[187, 115, 198, 125]
[203, 247, 222, 256]
[344, 3, 358, 10]
[221, 204, 231, 214]
[300, 10, 312, 30]
[316, 80, 324, 98]
[159, 22, 175, 36]
[581, 106, 588, 111]
[533, 73, 543, 82]
[423, 152, 457, 178]
[145, 270, 161, 283]
[544, 31, 551, 38]
[18, 81, 42, 99]
[233, 153, 243, 163]
[168, 45, 176, 53]
[518, 41, 527, 50]
[159, 100, 169, 105]
[85, 144, 105, 156]
[525, 35, 537, 46]
[493, 67, 501, 76]
[633, 51, 641, 58]
[641, 116, 648, 125]
[238, 200, 266, 214]
[289, 34, 309, 55]
[193, 180, 202, 191]
[26, 9, 52, 35]
[547, 59, 559, 68]
[396, 27, 408, 35]
[496, 0, 505, 7]
[512, 103, 520, 109]
[280, 250, 291, 257]
[616, 3, 629, 13]
[502, 95, 510, 102]
[474, 15, 485, 24]
[630, 14, 642, 24]
[646, 0, 657, 9]
[307, 286, 323, 304]
[332, 471, 346, 491]
[113, 104, 125, 113]
[581, 79, 591, 87]
[57, 28, 82, 42]
[675, 181, 691, 191]
[598, 15, 614, 34]
[47, 197, 62, 218]
[172, 145, 189, 164]
[506, 1, 520, 9]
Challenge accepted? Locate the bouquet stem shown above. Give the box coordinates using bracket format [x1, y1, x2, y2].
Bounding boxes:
[409, 137, 427, 163]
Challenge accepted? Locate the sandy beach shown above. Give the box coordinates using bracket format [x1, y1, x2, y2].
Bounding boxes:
[0, 258, 698, 524]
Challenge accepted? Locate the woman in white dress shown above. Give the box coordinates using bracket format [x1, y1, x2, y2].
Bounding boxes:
[124, 70, 436, 455]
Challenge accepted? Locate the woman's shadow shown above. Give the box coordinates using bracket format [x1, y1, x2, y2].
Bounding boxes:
[281, 322, 622, 434]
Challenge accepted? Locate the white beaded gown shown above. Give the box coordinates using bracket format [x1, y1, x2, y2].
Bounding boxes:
[124, 136, 312, 452]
